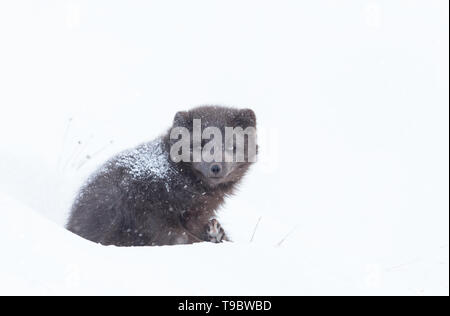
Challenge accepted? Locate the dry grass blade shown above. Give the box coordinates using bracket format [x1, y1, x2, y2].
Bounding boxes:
[250, 216, 262, 242]
[276, 226, 298, 247]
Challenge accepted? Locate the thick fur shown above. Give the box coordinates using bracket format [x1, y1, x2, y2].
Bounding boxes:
[66, 105, 256, 246]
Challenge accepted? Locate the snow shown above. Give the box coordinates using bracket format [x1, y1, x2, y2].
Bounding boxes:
[0, 1, 448, 295]
[114, 139, 173, 180]
[1, 192, 447, 295]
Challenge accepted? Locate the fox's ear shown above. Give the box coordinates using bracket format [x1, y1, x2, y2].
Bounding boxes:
[234, 108, 257, 128]
[173, 111, 191, 127]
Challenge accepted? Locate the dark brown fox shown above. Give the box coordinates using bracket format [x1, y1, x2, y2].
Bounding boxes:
[66, 106, 257, 246]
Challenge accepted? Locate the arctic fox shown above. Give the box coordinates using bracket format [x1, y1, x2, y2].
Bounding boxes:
[67, 105, 257, 246]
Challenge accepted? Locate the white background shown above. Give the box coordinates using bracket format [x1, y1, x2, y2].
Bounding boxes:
[0, 0, 448, 295]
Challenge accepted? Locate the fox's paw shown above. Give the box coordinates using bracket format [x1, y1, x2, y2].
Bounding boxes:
[206, 219, 227, 243]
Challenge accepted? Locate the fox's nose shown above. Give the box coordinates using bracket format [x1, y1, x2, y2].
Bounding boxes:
[210, 164, 221, 175]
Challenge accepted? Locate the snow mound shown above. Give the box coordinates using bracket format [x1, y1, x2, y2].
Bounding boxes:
[1, 192, 447, 296]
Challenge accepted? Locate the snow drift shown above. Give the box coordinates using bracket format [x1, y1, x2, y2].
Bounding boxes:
[1, 192, 447, 295]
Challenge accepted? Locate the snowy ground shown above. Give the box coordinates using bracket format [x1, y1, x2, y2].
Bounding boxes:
[0, 1, 448, 295]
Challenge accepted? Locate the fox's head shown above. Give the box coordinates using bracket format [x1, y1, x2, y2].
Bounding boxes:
[170, 105, 257, 188]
